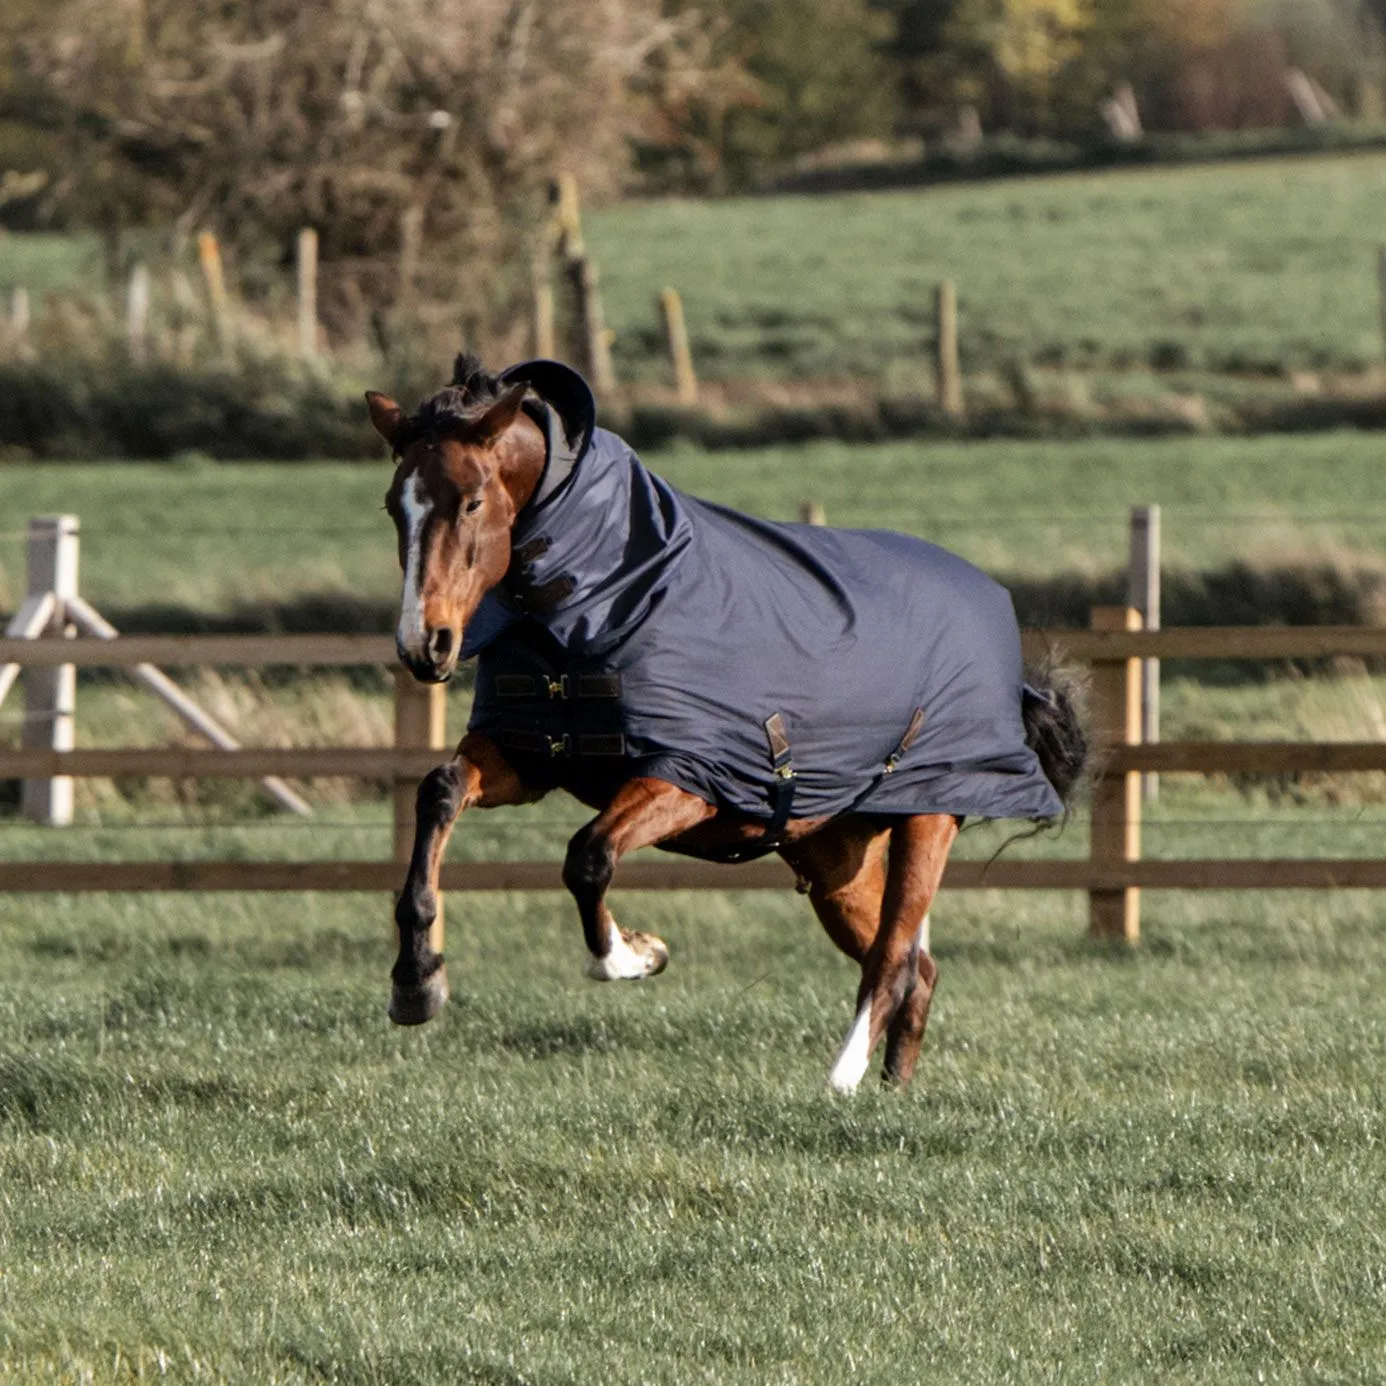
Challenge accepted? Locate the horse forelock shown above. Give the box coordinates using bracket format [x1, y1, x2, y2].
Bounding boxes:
[387, 353, 506, 456]
[393, 392, 490, 456]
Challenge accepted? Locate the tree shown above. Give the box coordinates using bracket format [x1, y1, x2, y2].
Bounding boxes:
[643, 0, 899, 190]
[1, 0, 713, 348]
[944, 0, 1091, 133]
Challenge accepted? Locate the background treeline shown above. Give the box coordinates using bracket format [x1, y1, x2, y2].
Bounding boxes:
[648, 0, 1386, 189]
[3, 1, 1384, 341]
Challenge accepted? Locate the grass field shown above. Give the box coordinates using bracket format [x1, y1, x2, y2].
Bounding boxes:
[0, 231, 100, 302]
[587, 153, 1386, 381]
[3, 423, 1386, 1378]
[2, 790, 1386, 1381]
[3, 431, 1385, 620]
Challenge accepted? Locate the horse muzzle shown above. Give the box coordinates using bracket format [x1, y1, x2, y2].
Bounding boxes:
[397, 626, 458, 683]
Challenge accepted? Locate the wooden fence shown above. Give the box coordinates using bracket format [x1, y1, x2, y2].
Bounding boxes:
[3, 615, 1386, 945]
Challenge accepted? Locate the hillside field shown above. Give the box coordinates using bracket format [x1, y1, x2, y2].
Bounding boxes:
[587, 153, 1386, 382]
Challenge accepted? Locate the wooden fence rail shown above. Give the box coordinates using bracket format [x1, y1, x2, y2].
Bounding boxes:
[4, 615, 1386, 946]
[5, 623, 1385, 669]
[4, 859, 1386, 895]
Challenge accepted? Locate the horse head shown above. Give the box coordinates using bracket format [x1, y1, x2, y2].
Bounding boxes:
[367, 355, 546, 683]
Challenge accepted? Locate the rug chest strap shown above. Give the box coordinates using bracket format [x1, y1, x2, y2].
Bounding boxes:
[707, 712, 797, 865]
[837, 705, 927, 818]
[762, 712, 797, 843]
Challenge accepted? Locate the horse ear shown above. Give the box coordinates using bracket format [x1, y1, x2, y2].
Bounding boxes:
[365, 391, 405, 448]
[474, 382, 529, 447]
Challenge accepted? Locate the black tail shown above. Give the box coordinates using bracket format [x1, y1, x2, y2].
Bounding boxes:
[1021, 663, 1088, 811]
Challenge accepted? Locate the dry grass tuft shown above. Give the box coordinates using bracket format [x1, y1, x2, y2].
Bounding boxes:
[71, 672, 395, 814]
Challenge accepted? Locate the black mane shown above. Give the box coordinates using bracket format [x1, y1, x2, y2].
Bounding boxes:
[451, 351, 501, 401]
[391, 352, 503, 454]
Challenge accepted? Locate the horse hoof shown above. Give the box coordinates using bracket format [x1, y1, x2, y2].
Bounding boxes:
[388, 965, 450, 1025]
[638, 932, 670, 977]
[584, 929, 669, 981]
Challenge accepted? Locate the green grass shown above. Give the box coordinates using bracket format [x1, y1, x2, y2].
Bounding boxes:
[587, 153, 1386, 381]
[3, 431, 1385, 618]
[3, 431, 1386, 1376]
[2, 783, 1386, 1381]
[0, 231, 100, 301]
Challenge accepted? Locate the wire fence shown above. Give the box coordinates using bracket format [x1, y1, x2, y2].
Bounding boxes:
[0, 511, 1382, 540]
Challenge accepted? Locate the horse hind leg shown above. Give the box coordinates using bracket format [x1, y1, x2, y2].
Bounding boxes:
[881, 915, 939, 1088]
[780, 819, 902, 1092]
[816, 814, 956, 1094]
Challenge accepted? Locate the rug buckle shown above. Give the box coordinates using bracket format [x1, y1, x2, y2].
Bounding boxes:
[546, 675, 570, 700]
[884, 707, 926, 774]
[547, 733, 572, 757]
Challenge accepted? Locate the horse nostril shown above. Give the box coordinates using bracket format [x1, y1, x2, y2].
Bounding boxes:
[427, 627, 455, 663]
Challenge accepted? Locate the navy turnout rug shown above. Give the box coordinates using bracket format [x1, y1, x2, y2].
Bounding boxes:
[462, 360, 1062, 830]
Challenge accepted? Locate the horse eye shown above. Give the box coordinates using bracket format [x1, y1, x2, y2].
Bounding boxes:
[463, 497, 483, 516]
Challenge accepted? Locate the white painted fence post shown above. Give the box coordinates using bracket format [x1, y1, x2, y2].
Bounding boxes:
[0, 514, 310, 819]
[1128, 504, 1160, 802]
[21, 516, 79, 825]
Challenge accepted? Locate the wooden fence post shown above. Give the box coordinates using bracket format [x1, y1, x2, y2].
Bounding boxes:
[549, 174, 615, 392]
[1128, 504, 1161, 802]
[397, 206, 423, 313]
[126, 264, 150, 364]
[296, 228, 318, 359]
[10, 286, 31, 358]
[532, 238, 556, 359]
[554, 172, 583, 259]
[1088, 605, 1143, 943]
[196, 231, 231, 352]
[659, 287, 698, 405]
[568, 254, 616, 394]
[799, 500, 826, 525]
[393, 672, 448, 953]
[935, 280, 964, 418]
[21, 516, 80, 826]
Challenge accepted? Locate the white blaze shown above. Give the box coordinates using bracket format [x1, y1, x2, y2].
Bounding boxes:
[397, 474, 432, 655]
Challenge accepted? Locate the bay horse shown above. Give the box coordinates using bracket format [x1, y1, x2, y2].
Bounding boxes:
[367, 355, 1085, 1094]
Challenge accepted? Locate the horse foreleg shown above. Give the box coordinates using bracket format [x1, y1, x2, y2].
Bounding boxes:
[390, 733, 540, 1025]
[562, 777, 715, 981]
[827, 813, 956, 1094]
